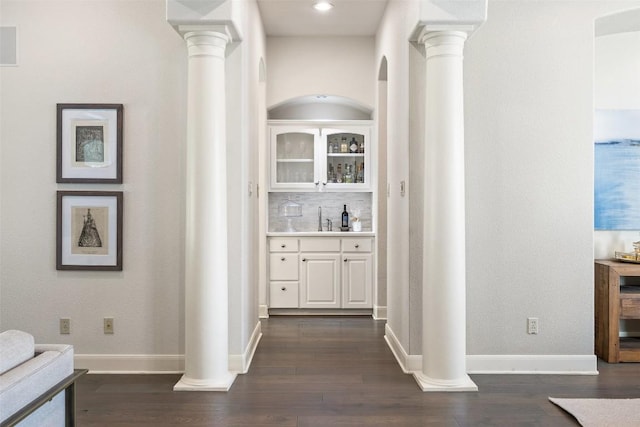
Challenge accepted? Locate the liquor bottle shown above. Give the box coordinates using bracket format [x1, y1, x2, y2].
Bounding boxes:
[356, 163, 364, 183]
[340, 137, 348, 153]
[358, 139, 364, 153]
[344, 164, 353, 183]
[349, 137, 358, 153]
[336, 163, 342, 183]
[342, 205, 349, 230]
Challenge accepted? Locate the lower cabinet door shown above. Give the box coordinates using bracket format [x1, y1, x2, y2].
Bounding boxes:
[342, 254, 372, 308]
[270, 282, 299, 308]
[299, 254, 341, 308]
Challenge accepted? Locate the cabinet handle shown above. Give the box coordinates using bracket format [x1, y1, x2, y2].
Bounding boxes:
[281, 287, 286, 291]
[355, 244, 360, 248]
[315, 181, 319, 186]
[344, 258, 348, 262]
[281, 244, 286, 248]
[322, 182, 327, 186]
[281, 257, 285, 261]
[302, 258, 307, 262]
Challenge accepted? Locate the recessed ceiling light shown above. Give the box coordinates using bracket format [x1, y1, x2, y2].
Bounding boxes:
[313, 1, 334, 12]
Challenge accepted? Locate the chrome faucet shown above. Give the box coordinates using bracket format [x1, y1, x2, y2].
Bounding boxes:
[318, 206, 322, 232]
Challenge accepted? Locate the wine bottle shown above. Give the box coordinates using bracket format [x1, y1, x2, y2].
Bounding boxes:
[342, 205, 349, 230]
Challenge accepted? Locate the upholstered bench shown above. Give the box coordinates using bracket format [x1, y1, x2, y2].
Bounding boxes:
[0, 330, 84, 426]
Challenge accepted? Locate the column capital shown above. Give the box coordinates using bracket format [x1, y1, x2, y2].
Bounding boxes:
[417, 29, 467, 47]
[417, 30, 467, 60]
[179, 25, 231, 58]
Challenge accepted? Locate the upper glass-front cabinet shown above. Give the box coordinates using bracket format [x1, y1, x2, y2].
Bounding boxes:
[269, 123, 371, 191]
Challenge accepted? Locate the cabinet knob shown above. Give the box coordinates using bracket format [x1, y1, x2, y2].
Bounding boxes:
[281, 244, 286, 248]
[302, 258, 307, 262]
[322, 182, 327, 186]
[281, 257, 285, 261]
[315, 181, 319, 186]
[281, 287, 286, 291]
[355, 244, 360, 248]
[344, 258, 348, 262]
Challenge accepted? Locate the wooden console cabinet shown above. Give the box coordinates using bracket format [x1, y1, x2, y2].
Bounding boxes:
[595, 259, 640, 363]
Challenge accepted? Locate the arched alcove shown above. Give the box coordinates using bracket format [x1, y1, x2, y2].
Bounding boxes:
[595, 7, 640, 36]
[267, 95, 373, 120]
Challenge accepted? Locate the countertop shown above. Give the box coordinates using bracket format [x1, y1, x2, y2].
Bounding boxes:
[267, 231, 375, 237]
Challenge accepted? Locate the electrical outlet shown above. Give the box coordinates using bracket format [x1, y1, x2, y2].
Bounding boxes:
[104, 317, 114, 334]
[60, 318, 71, 334]
[527, 317, 539, 335]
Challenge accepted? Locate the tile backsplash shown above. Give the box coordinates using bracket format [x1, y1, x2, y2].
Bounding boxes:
[269, 192, 373, 232]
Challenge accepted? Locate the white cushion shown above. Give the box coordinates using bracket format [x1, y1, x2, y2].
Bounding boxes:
[0, 330, 34, 375]
[0, 344, 73, 424]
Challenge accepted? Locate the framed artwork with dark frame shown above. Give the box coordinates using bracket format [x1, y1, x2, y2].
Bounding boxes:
[56, 104, 123, 183]
[56, 191, 123, 271]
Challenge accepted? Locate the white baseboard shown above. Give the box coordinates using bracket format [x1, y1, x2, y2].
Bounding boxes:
[466, 354, 599, 375]
[383, 323, 420, 373]
[229, 320, 262, 374]
[259, 304, 269, 319]
[77, 322, 263, 374]
[385, 324, 598, 376]
[373, 305, 387, 320]
[75, 354, 184, 374]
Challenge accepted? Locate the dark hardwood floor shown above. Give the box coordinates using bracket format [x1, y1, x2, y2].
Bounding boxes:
[76, 316, 640, 426]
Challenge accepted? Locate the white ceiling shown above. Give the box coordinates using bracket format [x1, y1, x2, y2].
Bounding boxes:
[256, 0, 389, 36]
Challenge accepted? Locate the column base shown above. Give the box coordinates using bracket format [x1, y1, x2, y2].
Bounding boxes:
[173, 372, 237, 392]
[413, 372, 478, 392]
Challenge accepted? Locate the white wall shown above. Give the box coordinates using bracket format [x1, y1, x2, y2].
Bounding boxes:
[0, 0, 186, 356]
[227, 0, 266, 357]
[0, 0, 266, 372]
[266, 37, 375, 109]
[594, 31, 640, 259]
[464, 0, 640, 357]
[376, 0, 640, 371]
[375, 1, 416, 355]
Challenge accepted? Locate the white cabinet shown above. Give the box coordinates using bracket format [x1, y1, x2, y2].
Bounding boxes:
[342, 254, 372, 308]
[269, 122, 372, 192]
[268, 238, 299, 308]
[300, 254, 341, 308]
[267, 236, 374, 310]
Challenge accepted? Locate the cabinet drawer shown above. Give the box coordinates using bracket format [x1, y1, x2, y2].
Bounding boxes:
[300, 238, 340, 252]
[269, 238, 299, 252]
[620, 293, 640, 318]
[270, 282, 299, 308]
[342, 238, 372, 252]
[270, 254, 299, 280]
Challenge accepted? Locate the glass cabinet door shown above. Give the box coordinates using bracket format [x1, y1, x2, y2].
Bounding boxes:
[324, 129, 369, 189]
[271, 128, 318, 189]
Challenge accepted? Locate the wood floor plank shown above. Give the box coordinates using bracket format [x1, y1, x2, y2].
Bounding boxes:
[76, 316, 640, 426]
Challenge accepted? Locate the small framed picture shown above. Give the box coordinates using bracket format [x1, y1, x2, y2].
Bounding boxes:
[57, 104, 123, 183]
[57, 191, 123, 271]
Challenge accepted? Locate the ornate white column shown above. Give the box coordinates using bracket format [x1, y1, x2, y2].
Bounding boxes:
[174, 26, 236, 392]
[415, 30, 477, 392]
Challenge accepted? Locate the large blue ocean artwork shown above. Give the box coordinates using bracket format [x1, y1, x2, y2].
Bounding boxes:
[594, 109, 640, 230]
